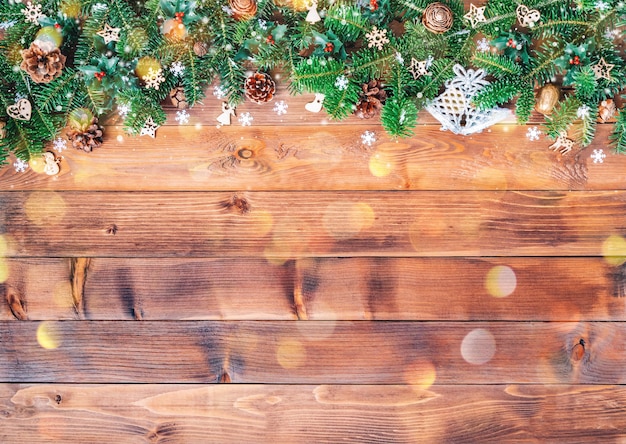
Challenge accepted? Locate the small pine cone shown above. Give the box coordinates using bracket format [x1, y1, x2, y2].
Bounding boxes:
[355, 80, 387, 119]
[20, 42, 67, 84]
[0, 120, 6, 139]
[169, 86, 189, 109]
[244, 72, 276, 104]
[67, 118, 104, 152]
[193, 41, 208, 57]
[422, 2, 453, 34]
[229, 0, 257, 20]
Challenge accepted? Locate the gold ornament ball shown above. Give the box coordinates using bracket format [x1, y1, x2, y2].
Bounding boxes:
[535, 84, 560, 115]
[161, 18, 188, 40]
[135, 56, 161, 79]
[169, 86, 189, 109]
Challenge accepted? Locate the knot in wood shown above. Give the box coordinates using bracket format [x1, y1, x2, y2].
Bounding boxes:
[571, 338, 586, 362]
[237, 148, 254, 159]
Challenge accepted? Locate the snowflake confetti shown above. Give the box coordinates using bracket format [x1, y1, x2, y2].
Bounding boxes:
[238, 112, 253, 126]
[175, 109, 190, 124]
[143, 67, 165, 90]
[117, 103, 130, 117]
[273, 101, 288, 116]
[53, 137, 67, 152]
[591, 149, 606, 163]
[258, 19, 268, 30]
[604, 28, 620, 39]
[365, 26, 389, 50]
[595, 0, 610, 10]
[170, 61, 185, 77]
[577, 105, 590, 119]
[476, 38, 490, 52]
[13, 158, 28, 173]
[213, 85, 227, 99]
[0, 21, 17, 30]
[361, 130, 376, 146]
[526, 126, 541, 141]
[22, 2, 44, 24]
[395, 52, 404, 64]
[335, 75, 349, 90]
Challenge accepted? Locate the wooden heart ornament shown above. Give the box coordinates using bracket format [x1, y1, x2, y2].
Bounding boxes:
[516, 5, 540, 27]
[7, 98, 32, 121]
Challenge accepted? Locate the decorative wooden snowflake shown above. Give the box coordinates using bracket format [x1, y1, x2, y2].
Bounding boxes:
[143, 68, 165, 90]
[365, 27, 389, 50]
[22, 2, 44, 24]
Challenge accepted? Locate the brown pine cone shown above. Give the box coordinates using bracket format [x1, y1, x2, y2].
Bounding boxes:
[67, 118, 104, 152]
[0, 121, 6, 139]
[193, 41, 208, 57]
[244, 72, 276, 104]
[422, 2, 453, 34]
[169, 86, 189, 109]
[20, 42, 67, 84]
[355, 80, 387, 119]
[229, 0, 257, 20]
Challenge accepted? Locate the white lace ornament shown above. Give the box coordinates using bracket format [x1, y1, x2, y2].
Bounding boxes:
[425, 65, 510, 135]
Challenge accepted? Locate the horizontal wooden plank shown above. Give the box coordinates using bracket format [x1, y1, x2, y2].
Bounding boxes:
[2, 191, 626, 258]
[0, 321, 624, 384]
[1, 257, 625, 321]
[1, 384, 625, 442]
[0, 124, 618, 191]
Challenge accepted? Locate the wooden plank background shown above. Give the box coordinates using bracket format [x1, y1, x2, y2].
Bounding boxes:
[2, 15, 626, 442]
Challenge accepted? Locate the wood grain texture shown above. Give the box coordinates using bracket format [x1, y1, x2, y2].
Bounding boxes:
[0, 124, 616, 192]
[2, 190, 626, 258]
[1, 257, 625, 321]
[2, 384, 626, 443]
[0, 321, 624, 384]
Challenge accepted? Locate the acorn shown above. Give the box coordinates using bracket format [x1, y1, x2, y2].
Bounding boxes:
[535, 84, 560, 115]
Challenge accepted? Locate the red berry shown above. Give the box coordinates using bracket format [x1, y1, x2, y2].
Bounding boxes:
[324, 42, 334, 53]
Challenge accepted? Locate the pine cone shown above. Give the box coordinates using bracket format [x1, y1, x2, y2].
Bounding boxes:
[193, 41, 208, 57]
[67, 118, 104, 152]
[0, 121, 6, 139]
[169, 86, 189, 109]
[20, 42, 67, 84]
[422, 2, 453, 34]
[355, 79, 387, 119]
[229, 0, 257, 20]
[244, 72, 276, 104]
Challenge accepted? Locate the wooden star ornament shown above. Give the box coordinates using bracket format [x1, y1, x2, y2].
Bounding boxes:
[140, 116, 159, 138]
[464, 4, 486, 28]
[591, 57, 614, 81]
[97, 24, 121, 44]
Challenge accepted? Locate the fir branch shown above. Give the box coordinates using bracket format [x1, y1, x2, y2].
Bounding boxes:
[611, 109, 626, 154]
[545, 95, 581, 138]
[381, 96, 418, 138]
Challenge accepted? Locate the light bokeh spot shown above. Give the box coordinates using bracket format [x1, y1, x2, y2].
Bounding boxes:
[369, 151, 395, 177]
[461, 328, 496, 365]
[0, 259, 8, 283]
[25, 191, 67, 226]
[323, 201, 375, 240]
[485, 265, 517, 297]
[404, 360, 437, 390]
[37, 322, 62, 350]
[602, 235, 626, 266]
[276, 339, 306, 369]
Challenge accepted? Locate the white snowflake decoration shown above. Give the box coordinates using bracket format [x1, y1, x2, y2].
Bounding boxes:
[476, 38, 490, 53]
[13, 158, 28, 173]
[526, 126, 541, 141]
[395, 52, 404, 64]
[258, 19, 268, 30]
[0, 21, 17, 30]
[175, 110, 190, 124]
[365, 27, 389, 50]
[238, 112, 253, 126]
[335, 75, 349, 90]
[361, 131, 376, 146]
[595, 0, 610, 10]
[591, 149, 606, 163]
[425, 64, 511, 136]
[273, 101, 288, 116]
[22, 2, 44, 24]
[143, 68, 165, 90]
[53, 137, 67, 152]
[213, 85, 227, 99]
[140, 116, 159, 138]
[117, 103, 130, 117]
[170, 61, 185, 77]
[577, 105, 590, 120]
[604, 28, 620, 40]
